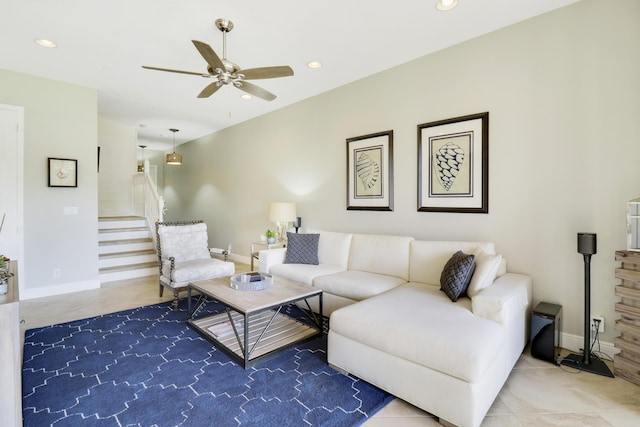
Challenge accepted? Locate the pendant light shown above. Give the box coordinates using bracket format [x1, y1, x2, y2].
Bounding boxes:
[166, 128, 182, 165]
[137, 145, 146, 172]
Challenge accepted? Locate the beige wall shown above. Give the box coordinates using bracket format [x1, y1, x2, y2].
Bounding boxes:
[0, 69, 99, 299]
[163, 0, 640, 345]
[98, 118, 137, 216]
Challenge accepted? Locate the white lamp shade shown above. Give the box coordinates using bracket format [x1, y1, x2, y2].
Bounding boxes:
[268, 202, 297, 222]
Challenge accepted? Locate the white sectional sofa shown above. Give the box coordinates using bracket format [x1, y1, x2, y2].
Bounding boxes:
[258, 231, 532, 427]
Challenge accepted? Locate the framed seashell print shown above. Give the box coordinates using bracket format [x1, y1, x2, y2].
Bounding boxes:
[346, 130, 393, 211]
[418, 112, 488, 213]
[48, 157, 78, 188]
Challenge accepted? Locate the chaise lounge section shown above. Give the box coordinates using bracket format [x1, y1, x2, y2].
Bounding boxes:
[259, 231, 532, 427]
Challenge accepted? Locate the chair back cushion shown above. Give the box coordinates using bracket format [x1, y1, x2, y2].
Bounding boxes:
[158, 223, 210, 262]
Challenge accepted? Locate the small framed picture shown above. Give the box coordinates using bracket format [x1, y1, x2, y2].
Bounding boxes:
[346, 130, 394, 211]
[48, 158, 78, 188]
[418, 112, 489, 213]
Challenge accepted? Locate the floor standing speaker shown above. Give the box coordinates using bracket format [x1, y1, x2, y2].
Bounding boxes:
[531, 302, 562, 364]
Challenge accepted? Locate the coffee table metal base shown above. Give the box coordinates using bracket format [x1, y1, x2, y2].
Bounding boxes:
[187, 289, 323, 369]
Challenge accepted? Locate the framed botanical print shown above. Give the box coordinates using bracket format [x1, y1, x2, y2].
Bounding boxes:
[346, 130, 394, 211]
[418, 112, 488, 213]
[48, 157, 78, 188]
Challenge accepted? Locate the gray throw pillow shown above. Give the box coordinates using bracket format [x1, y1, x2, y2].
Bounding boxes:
[284, 232, 320, 265]
[440, 251, 476, 302]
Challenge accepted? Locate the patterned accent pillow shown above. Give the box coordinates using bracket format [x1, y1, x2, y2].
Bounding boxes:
[440, 251, 476, 302]
[284, 232, 320, 265]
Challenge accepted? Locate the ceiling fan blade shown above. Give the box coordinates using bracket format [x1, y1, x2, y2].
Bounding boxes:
[191, 40, 225, 71]
[142, 65, 208, 77]
[237, 81, 277, 101]
[240, 66, 294, 80]
[197, 81, 223, 98]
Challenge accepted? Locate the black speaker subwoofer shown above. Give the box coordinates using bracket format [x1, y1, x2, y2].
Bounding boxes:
[531, 302, 562, 364]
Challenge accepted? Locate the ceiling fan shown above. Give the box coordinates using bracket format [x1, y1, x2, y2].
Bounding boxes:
[142, 18, 294, 101]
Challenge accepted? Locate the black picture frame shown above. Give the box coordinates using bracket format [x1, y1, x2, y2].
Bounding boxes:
[346, 130, 394, 211]
[48, 157, 78, 188]
[417, 112, 488, 213]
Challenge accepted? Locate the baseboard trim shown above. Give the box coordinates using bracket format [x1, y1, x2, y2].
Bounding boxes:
[560, 331, 618, 358]
[20, 279, 100, 300]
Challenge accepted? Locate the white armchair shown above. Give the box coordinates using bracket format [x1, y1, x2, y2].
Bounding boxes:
[156, 220, 235, 310]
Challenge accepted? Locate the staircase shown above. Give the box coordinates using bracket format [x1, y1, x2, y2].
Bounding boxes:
[98, 216, 158, 283]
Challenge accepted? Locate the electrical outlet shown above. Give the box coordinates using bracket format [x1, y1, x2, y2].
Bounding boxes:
[53, 268, 61, 279]
[591, 315, 604, 333]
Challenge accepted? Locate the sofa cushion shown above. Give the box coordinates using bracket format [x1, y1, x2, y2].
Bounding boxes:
[313, 270, 406, 301]
[284, 232, 319, 265]
[409, 241, 495, 285]
[269, 263, 346, 287]
[309, 230, 353, 268]
[440, 251, 476, 302]
[329, 282, 505, 382]
[467, 248, 503, 298]
[348, 234, 414, 281]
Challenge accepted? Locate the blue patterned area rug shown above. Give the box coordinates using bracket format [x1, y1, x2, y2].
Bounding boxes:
[22, 300, 393, 427]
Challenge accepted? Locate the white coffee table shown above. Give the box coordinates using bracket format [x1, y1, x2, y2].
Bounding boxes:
[187, 275, 323, 368]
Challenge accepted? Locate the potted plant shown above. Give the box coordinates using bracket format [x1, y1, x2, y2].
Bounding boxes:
[266, 229, 277, 244]
[0, 255, 12, 295]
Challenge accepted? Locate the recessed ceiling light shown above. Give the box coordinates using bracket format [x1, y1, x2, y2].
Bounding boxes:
[436, 0, 458, 11]
[34, 38, 57, 48]
[307, 61, 322, 69]
[241, 94, 252, 100]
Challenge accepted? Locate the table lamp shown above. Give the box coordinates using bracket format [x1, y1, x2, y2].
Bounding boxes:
[268, 202, 297, 242]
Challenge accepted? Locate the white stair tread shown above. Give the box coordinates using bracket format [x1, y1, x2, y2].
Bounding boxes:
[99, 249, 156, 259]
[99, 261, 158, 273]
[99, 238, 152, 246]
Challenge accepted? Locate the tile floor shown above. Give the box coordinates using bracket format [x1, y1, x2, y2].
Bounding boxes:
[19, 265, 640, 427]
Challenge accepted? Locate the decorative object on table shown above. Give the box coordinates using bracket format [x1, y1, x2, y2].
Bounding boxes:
[268, 202, 297, 242]
[0, 255, 12, 295]
[166, 128, 182, 165]
[560, 233, 614, 377]
[230, 272, 273, 291]
[142, 18, 294, 102]
[47, 157, 77, 187]
[265, 229, 277, 244]
[293, 216, 302, 233]
[417, 112, 488, 213]
[346, 130, 393, 211]
[626, 197, 640, 251]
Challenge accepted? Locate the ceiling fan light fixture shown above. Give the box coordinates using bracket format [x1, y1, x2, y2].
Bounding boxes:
[166, 128, 182, 165]
[436, 0, 458, 11]
[241, 94, 252, 100]
[142, 18, 294, 102]
[307, 61, 322, 69]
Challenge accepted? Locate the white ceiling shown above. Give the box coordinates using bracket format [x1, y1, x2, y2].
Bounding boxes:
[1, 0, 579, 151]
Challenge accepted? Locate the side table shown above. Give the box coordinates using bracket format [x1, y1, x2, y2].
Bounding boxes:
[250, 241, 285, 271]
